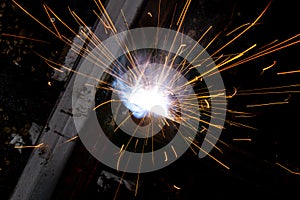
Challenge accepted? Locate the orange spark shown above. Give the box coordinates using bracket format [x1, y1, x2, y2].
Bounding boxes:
[246, 101, 288, 107]
[276, 162, 300, 175]
[277, 69, 300, 75]
[1, 33, 50, 44]
[233, 138, 252, 142]
[173, 185, 181, 190]
[14, 143, 44, 149]
[62, 136, 79, 144]
[186, 137, 230, 170]
[261, 60, 276, 75]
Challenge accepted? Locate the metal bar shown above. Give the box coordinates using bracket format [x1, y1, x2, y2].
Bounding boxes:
[9, 1, 144, 199]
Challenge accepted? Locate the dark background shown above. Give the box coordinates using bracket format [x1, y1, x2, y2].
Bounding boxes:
[1, 0, 300, 199]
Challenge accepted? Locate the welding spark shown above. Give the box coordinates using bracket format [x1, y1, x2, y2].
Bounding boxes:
[11, 0, 300, 197]
[114, 63, 175, 119]
[233, 138, 252, 142]
[1, 33, 50, 44]
[260, 60, 276, 75]
[14, 143, 45, 149]
[276, 162, 300, 175]
[246, 101, 289, 107]
[173, 185, 181, 190]
[277, 69, 300, 75]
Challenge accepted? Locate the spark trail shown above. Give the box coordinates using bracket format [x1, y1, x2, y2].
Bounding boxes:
[10, 0, 300, 198]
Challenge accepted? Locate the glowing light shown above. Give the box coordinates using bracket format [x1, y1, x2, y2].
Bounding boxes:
[114, 63, 176, 120]
[127, 86, 170, 118]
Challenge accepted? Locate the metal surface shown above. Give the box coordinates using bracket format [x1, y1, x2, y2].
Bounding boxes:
[9, 0, 144, 199]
